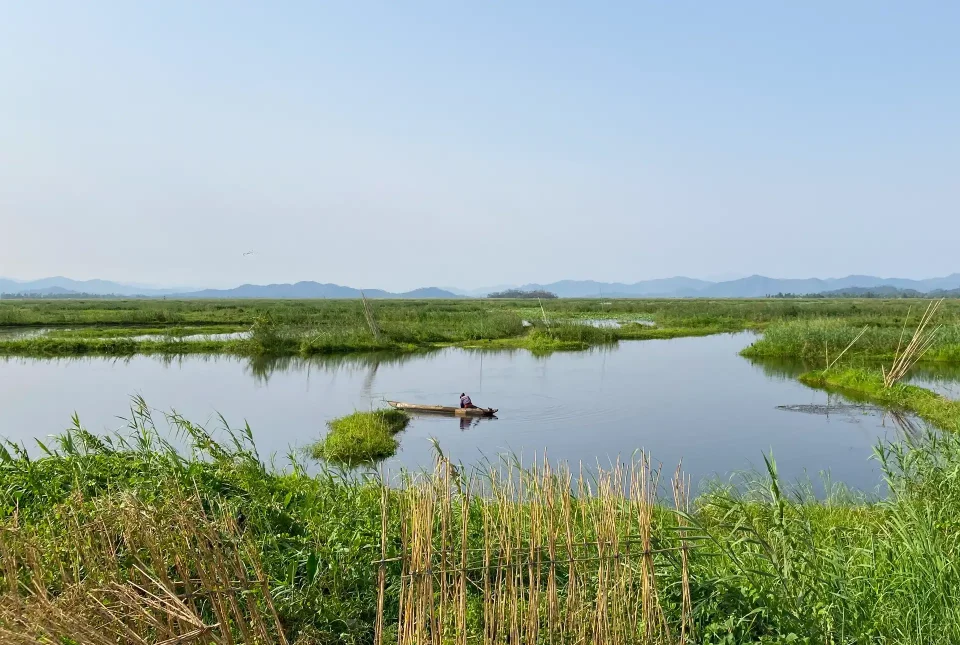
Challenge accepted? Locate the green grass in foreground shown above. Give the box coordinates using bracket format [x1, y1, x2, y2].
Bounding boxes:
[799, 367, 960, 433]
[4, 395, 960, 643]
[310, 409, 410, 465]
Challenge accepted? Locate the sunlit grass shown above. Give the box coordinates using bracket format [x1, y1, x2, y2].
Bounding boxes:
[310, 408, 411, 465]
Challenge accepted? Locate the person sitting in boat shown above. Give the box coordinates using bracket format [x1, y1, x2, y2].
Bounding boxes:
[460, 392, 478, 409]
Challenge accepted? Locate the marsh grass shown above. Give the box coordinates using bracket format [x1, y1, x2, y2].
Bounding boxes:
[743, 319, 960, 363]
[0, 492, 287, 645]
[311, 409, 411, 465]
[6, 298, 960, 359]
[5, 393, 960, 642]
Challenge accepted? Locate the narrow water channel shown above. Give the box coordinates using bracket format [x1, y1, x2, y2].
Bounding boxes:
[0, 333, 943, 493]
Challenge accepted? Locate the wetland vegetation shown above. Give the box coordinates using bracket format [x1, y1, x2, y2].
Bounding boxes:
[6, 296, 960, 359]
[7, 297, 960, 642]
[5, 385, 960, 644]
[310, 409, 411, 466]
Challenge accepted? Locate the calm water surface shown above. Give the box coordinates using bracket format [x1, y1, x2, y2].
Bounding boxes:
[0, 333, 938, 492]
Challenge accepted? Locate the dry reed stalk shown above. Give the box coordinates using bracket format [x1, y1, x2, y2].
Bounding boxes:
[826, 325, 869, 370]
[458, 476, 470, 645]
[632, 453, 669, 642]
[506, 468, 520, 645]
[672, 464, 694, 644]
[436, 457, 451, 641]
[883, 299, 944, 387]
[0, 492, 285, 645]
[360, 291, 383, 340]
[539, 297, 550, 329]
[396, 485, 410, 645]
[375, 484, 389, 645]
[543, 460, 560, 645]
[482, 497, 493, 645]
[380, 456, 693, 645]
[562, 465, 579, 642]
[592, 466, 615, 644]
[575, 465, 592, 645]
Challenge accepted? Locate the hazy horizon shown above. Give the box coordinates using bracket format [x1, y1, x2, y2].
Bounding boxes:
[8, 271, 960, 295]
[3, 3, 958, 291]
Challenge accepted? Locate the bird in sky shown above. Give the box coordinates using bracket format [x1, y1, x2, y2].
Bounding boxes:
[243, 250, 255, 257]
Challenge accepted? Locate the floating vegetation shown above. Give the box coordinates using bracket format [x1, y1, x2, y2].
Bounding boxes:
[776, 402, 882, 415]
[310, 408, 411, 465]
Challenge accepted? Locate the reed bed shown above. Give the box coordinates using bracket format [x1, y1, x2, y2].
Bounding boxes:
[380, 453, 695, 645]
[743, 319, 960, 363]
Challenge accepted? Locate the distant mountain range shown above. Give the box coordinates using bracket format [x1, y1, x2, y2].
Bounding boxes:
[3, 274, 960, 299]
[177, 283, 460, 299]
[492, 274, 960, 298]
[0, 277, 184, 297]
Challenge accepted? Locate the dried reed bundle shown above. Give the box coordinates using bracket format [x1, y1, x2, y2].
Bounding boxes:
[884, 299, 943, 387]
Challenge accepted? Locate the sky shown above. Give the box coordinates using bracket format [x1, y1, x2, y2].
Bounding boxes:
[1, 2, 958, 291]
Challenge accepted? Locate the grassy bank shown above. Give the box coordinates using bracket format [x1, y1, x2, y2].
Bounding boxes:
[4, 398, 960, 643]
[311, 409, 410, 465]
[799, 367, 960, 433]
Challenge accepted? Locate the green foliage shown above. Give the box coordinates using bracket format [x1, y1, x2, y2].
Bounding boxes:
[310, 409, 411, 465]
[744, 319, 960, 363]
[4, 386, 960, 642]
[4, 297, 960, 362]
[0, 403, 390, 643]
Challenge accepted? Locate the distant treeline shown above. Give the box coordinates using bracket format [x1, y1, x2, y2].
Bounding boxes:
[487, 289, 558, 299]
[770, 288, 960, 299]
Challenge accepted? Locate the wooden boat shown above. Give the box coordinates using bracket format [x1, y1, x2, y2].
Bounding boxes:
[387, 401, 498, 417]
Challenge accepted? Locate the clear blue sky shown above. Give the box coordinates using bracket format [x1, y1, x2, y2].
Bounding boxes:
[2, 2, 958, 290]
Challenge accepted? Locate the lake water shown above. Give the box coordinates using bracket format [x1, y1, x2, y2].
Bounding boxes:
[0, 332, 934, 494]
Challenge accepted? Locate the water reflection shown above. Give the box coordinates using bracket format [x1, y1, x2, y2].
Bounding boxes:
[245, 351, 437, 385]
[744, 355, 960, 401]
[0, 327, 53, 340]
[743, 357, 817, 380]
[2, 333, 959, 494]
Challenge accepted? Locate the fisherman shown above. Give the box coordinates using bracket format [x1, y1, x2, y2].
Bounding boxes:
[460, 392, 478, 409]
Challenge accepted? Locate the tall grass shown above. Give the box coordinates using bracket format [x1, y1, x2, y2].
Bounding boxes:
[743, 319, 960, 363]
[2, 392, 960, 641]
[0, 492, 287, 644]
[383, 453, 692, 645]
